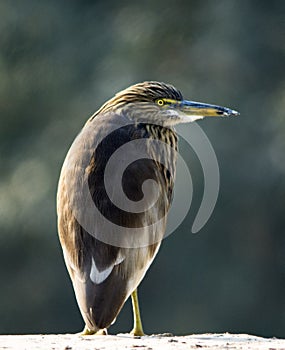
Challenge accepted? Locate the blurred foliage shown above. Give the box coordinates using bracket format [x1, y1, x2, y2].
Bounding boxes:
[0, 0, 285, 338]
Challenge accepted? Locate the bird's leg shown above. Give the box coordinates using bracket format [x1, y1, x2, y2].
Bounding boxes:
[130, 288, 145, 336]
[81, 326, 107, 335]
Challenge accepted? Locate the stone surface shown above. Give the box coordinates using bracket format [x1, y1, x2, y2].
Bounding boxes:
[1, 333, 285, 350]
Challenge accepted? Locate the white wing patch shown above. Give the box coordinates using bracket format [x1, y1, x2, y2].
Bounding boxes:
[90, 254, 125, 285]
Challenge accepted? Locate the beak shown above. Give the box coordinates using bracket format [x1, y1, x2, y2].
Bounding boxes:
[178, 100, 239, 122]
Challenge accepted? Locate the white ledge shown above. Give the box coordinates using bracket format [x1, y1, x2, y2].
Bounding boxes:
[0, 332, 284, 350]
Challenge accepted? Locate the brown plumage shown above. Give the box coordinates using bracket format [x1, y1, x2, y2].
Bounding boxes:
[57, 81, 238, 335]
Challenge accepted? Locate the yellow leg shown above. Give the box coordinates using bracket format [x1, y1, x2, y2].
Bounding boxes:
[81, 326, 107, 335]
[130, 289, 145, 336]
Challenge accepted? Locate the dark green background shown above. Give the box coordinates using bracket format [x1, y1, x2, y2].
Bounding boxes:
[1, 0, 285, 337]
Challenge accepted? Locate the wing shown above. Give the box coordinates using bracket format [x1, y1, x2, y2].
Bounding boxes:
[57, 111, 176, 331]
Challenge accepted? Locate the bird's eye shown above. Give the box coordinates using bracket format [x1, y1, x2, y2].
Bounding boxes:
[156, 99, 164, 106]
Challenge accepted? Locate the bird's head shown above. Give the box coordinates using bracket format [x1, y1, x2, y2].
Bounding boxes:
[95, 81, 239, 126]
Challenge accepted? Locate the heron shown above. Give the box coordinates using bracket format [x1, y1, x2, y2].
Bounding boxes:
[57, 81, 238, 336]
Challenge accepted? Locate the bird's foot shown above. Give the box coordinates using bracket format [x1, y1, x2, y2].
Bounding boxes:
[130, 327, 145, 337]
[81, 326, 107, 335]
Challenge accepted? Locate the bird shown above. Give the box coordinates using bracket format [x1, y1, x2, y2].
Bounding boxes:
[57, 81, 238, 336]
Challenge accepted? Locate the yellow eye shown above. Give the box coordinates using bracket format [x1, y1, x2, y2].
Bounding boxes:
[156, 99, 164, 106]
